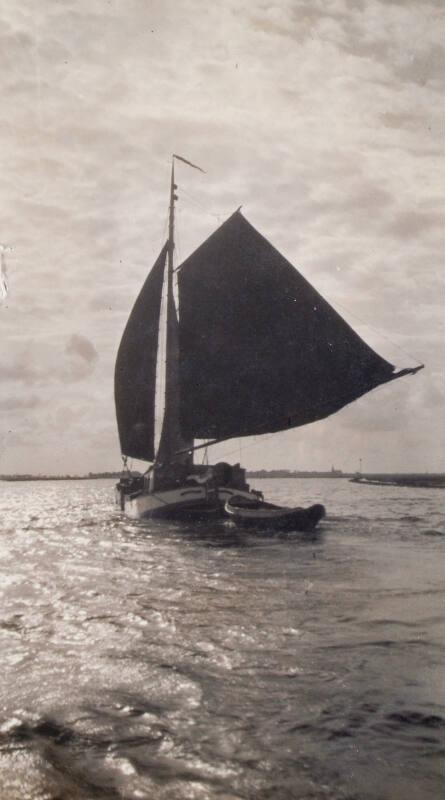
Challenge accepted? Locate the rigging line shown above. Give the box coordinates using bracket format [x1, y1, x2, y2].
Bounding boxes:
[178, 186, 226, 222]
[210, 432, 279, 462]
[316, 292, 424, 368]
[234, 267, 424, 369]
[298, 278, 423, 368]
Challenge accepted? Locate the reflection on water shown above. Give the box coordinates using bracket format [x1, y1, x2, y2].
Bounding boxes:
[0, 478, 444, 799]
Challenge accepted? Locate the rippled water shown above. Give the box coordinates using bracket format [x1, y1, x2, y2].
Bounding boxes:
[0, 477, 444, 800]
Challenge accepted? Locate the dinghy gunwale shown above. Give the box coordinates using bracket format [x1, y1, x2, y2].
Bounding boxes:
[224, 495, 326, 532]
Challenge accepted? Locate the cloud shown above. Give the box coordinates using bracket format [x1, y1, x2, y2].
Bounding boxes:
[379, 111, 423, 130]
[0, 335, 98, 386]
[0, 361, 40, 384]
[0, 395, 41, 411]
[0, 0, 444, 474]
[387, 210, 443, 238]
[66, 334, 98, 364]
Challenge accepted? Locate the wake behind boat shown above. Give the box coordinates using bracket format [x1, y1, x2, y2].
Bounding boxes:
[114, 155, 423, 528]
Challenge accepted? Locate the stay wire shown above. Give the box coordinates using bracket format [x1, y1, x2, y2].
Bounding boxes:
[327, 294, 424, 369]
[178, 186, 228, 223]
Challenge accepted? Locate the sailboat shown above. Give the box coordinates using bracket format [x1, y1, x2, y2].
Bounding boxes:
[114, 155, 423, 528]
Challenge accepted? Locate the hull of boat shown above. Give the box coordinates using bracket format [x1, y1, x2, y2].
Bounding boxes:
[117, 484, 258, 521]
[116, 480, 326, 531]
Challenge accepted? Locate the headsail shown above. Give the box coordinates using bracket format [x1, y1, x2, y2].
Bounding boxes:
[177, 211, 415, 443]
[115, 244, 167, 461]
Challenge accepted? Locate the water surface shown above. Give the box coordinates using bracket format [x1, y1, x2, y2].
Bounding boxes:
[0, 478, 444, 799]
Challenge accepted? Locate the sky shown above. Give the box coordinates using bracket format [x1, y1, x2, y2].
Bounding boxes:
[1, 0, 444, 475]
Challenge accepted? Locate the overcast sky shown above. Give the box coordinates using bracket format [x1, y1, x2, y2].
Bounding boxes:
[1, 0, 444, 475]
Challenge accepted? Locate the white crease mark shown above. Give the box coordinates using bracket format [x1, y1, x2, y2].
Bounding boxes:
[0, 244, 11, 302]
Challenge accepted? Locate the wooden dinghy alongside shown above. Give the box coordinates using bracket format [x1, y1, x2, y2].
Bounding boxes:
[225, 495, 326, 532]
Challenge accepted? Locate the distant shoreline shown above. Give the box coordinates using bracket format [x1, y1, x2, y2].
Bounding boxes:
[1, 470, 345, 481]
[0, 472, 122, 482]
[2, 470, 445, 484]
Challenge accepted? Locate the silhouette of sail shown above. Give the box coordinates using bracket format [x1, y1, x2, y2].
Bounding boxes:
[178, 212, 401, 442]
[115, 244, 167, 461]
[156, 246, 192, 464]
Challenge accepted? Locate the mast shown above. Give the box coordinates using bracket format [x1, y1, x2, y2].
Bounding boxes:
[155, 159, 191, 467]
[167, 160, 176, 306]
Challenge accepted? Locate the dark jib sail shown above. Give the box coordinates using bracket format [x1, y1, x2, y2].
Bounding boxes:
[178, 211, 407, 443]
[115, 244, 167, 461]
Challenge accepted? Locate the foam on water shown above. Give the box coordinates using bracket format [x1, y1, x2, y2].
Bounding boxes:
[0, 478, 444, 799]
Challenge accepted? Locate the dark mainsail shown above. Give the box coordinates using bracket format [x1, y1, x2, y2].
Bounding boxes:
[177, 211, 405, 443]
[115, 244, 167, 461]
[115, 206, 422, 464]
